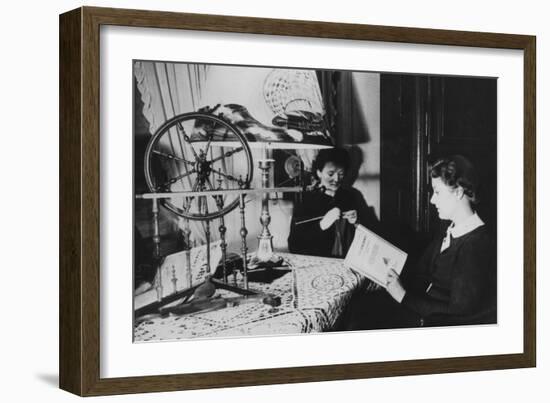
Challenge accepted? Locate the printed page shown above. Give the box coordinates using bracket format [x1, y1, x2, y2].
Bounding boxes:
[344, 225, 407, 287]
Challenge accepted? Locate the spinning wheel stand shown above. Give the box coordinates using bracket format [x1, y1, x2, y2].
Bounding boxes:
[135, 111, 293, 320]
[135, 190, 296, 319]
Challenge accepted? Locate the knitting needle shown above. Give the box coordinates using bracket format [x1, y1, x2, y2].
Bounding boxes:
[294, 210, 355, 225]
[294, 216, 324, 225]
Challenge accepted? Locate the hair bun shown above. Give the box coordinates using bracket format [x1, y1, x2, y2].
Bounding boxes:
[431, 155, 479, 204]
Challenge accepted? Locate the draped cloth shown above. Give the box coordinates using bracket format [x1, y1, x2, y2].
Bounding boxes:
[134, 61, 208, 134]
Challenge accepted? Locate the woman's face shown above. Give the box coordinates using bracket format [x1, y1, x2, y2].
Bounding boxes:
[430, 177, 461, 220]
[317, 162, 345, 193]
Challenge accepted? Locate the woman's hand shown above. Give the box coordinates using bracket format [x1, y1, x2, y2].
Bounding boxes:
[386, 269, 406, 303]
[342, 210, 358, 225]
[319, 207, 341, 230]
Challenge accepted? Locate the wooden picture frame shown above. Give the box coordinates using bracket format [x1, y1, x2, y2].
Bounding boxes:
[59, 6, 536, 396]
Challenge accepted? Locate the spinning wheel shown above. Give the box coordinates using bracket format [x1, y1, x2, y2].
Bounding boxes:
[144, 112, 254, 220]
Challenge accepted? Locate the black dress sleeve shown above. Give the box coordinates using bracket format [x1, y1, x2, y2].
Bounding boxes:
[400, 239, 439, 295]
[287, 192, 333, 257]
[401, 231, 496, 322]
[347, 187, 381, 236]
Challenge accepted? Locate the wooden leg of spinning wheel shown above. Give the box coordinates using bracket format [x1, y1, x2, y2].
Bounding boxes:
[183, 217, 192, 289]
[239, 193, 249, 290]
[151, 198, 163, 302]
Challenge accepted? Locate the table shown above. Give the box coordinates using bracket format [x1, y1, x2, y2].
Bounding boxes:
[134, 253, 376, 341]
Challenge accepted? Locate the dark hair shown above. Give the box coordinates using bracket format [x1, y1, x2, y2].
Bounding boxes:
[430, 155, 479, 204]
[312, 148, 350, 177]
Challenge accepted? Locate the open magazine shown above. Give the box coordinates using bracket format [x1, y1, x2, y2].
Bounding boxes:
[344, 225, 407, 288]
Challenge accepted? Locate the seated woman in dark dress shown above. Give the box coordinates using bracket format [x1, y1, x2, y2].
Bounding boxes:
[288, 148, 378, 258]
[345, 155, 497, 329]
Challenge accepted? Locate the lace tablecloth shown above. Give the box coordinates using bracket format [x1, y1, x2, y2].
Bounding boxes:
[134, 253, 372, 341]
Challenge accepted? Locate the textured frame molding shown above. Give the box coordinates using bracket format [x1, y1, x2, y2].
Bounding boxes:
[59, 6, 536, 396]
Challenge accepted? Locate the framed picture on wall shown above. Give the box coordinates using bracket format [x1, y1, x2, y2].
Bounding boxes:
[60, 6, 536, 396]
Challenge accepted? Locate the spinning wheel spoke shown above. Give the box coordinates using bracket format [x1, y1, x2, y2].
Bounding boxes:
[145, 112, 253, 220]
[180, 177, 199, 213]
[204, 176, 215, 191]
[203, 127, 229, 156]
[203, 131, 215, 157]
[156, 169, 197, 190]
[208, 147, 244, 164]
[183, 197, 193, 213]
[152, 150, 194, 165]
[204, 177, 224, 210]
[210, 168, 240, 183]
[176, 122, 200, 160]
[190, 176, 201, 194]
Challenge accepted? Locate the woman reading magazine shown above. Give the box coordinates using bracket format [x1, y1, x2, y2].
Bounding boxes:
[345, 155, 497, 329]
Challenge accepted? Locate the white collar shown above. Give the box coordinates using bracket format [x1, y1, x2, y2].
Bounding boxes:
[448, 212, 485, 238]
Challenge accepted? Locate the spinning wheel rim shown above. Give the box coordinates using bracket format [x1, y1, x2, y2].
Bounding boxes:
[144, 112, 254, 220]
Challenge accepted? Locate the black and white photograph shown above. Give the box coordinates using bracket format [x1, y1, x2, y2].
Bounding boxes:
[132, 61, 497, 341]
[3, 0, 546, 399]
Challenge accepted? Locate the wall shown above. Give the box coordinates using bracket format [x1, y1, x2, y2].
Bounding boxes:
[272, 72, 381, 249]
[2, 1, 547, 402]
